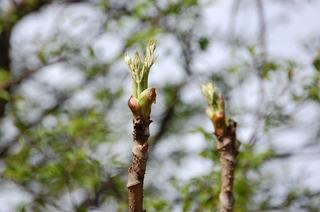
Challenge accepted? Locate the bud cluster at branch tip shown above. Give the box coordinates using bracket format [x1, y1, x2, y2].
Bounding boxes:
[125, 40, 157, 118]
[200, 82, 226, 135]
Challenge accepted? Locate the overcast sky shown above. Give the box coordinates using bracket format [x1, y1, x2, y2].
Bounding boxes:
[1, 0, 320, 211]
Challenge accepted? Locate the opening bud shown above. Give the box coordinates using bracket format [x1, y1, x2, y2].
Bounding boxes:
[139, 87, 156, 117]
[128, 96, 141, 117]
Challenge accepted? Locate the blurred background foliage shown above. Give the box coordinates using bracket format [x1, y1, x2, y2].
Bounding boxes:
[0, 0, 320, 211]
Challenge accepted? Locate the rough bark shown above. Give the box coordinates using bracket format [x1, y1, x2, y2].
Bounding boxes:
[215, 119, 238, 212]
[127, 115, 151, 212]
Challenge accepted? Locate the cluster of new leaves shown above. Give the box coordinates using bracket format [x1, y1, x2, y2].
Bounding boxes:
[0, 0, 320, 211]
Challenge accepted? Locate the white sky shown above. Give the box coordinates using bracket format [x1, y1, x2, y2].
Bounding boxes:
[1, 0, 320, 211]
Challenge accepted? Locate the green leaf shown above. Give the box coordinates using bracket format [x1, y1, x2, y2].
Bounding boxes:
[37, 51, 46, 63]
[89, 46, 95, 58]
[313, 52, 320, 71]
[0, 69, 11, 83]
[182, 198, 192, 212]
[0, 89, 10, 100]
[199, 37, 209, 51]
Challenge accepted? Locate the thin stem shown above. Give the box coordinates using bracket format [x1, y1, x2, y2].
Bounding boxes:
[142, 72, 149, 95]
[256, 0, 266, 50]
[200, 83, 239, 212]
[126, 40, 157, 212]
[216, 119, 238, 212]
[127, 116, 152, 212]
[132, 80, 138, 99]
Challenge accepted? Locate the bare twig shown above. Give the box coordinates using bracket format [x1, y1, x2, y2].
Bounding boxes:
[200, 83, 240, 212]
[256, 0, 266, 50]
[216, 119, 238, 212]
[125, 40, 157, 212]
[127, 116, 152, 212]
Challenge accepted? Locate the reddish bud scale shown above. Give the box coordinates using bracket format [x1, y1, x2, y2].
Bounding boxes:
[128, 88, 157, 118]
[128, 96, 141, 117]
[212, 111, 226, 136]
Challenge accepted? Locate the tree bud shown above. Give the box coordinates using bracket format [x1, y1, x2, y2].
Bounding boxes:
[128, 96, 141, 117]
[139, 87, 156, 117]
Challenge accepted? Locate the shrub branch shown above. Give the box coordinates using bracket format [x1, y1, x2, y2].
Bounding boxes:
[200, 82, 240, 212]
[125, 40, 157, 212]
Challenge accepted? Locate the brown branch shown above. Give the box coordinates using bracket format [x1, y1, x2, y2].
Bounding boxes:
[256, 0, 266, 49]
[127, 115, 151, 212]
[215, 119, 238, 212]
[125, 40, 157, 212]
[227, 0, 242, 41]
[200, 83, 240, 212]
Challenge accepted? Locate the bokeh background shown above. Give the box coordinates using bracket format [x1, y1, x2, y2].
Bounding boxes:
[0, 0, 320, 211]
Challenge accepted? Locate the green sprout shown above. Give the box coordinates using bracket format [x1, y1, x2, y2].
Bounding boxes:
[125, 40, 157, 118]
[200, 82, 226, 134]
